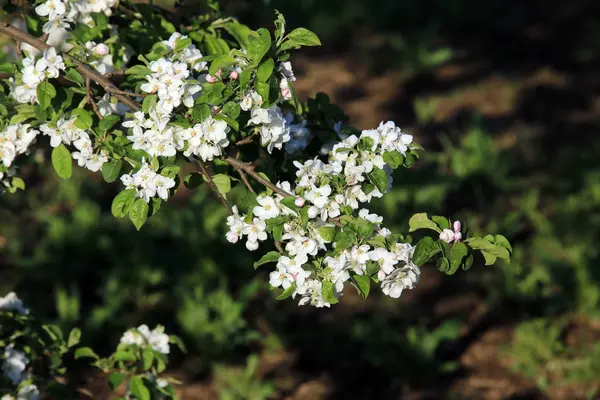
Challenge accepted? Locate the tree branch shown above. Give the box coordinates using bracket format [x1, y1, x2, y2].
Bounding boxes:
[197, 160, 232, 215]
[86, 78, 103, 120]
[0, 23, 141, 111]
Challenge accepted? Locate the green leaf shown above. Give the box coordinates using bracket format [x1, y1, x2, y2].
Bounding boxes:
[276, 283, 296, 300]
[368, 168, 388, 193]
[125, 65, 152, 77]
[175, 37, 192, 52]
[239, 69, 252, 90]
[142, 94, 157, 114]
[408, 213, 442, 233]
[74, 347, 99, 360]
[247, 28, 271, 63]
[0, 63, 13, 74]
[111, 189, 136, 218]
[141, 347, 154, 370]
[223, 22, 254, 49]
[113, 350, 137, 362]
[431, 216, 450, 230]
[494, 234, 513, 254]
[318, 226, 336, 242]
[36, 81, 56, 109]
[214, 114, 239, 131]
[286, 28, 321, 46]
[98, 115, 120, 133]
[481, 251, 497, 266]
[65, 69, 84, 86]
[465, 238, 511, 263]
[255, 81, 270, 104]
[184, 172, 204, 190]
[160, 165, 180, 179]
[71, 108, 93, 130]
[412, 236, 442, 266]
[448, 242, 468, 275]
[192, 104, 211, 122]
[129, 198, 149, 231]
[51, 144, 72, 179]
[352, 274, 371, 298]
[208, 55, 237, 75]
[321, 281, 339, 304]
[254, 251, 281, 269]
[108, 372, 126, 390]
[102, 160, 122, 183]
[212, 174, 231, 194]
[67, 328, 81, 347]
[129, 376, 150, 400]
[256, 59, 275, 82]
[382, 150, 404, 169]
[437, 257, 450, 273]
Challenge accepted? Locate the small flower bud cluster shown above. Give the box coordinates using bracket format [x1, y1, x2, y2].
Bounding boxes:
[226, 121, 421, 307]
[439, 220, 463, 244]
[279, 61, 295, 100]
[84, 41, 114, 75]
[9, 48, 65, 104]
[120, 160, 176, 203]
[40, 116, 108, 172]
[119, 324, 170, 355]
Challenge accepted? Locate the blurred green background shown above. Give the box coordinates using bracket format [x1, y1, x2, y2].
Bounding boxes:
[2, 0, 600, 398]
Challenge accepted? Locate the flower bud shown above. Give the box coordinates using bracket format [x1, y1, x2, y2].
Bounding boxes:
[94, 43, 109, 55]
[215, 68, 222, 78]
[378, 227, 392, 238]
[229, 71, 239, 80]
[284, 223, 292, 232]
[307, 206, 319, 219]
[453, 231, 462, 242]
[439, 229, 454, 244]
[294, 197, 305, 207]
[206, 74, 216, 83]
[453, 220, 461, 232]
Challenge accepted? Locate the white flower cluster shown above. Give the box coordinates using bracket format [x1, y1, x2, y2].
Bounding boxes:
[227, 121, 420, 306]
[0, 124, 39, 175]
[120, 160, 176, 203]
[120, 324, 170, 355]
[1, 294, 39, 400]
[248, 105, 291, 153]
[40, 116, 108, 172]
[161, 33, 207, 72]
[9, 48, 65, 104]
[279, 61, 295, 101]
[140, 58, 201, 115]
[35, 0, 116, 34]
[0, 292, 29, 315]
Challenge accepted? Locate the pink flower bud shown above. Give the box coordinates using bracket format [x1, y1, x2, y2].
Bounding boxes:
[215, 68, 222, 78]
[284, 223, 292, 232]
[281, 87, 292, 100]
[439, 229, 454, 244]
[94, 43, 109, 55]
[206, 74, 216, 83]
[294, 197, 305, 207]
[453, 231, 462, 242]
[229, 71, 239, 80]
[453, 220, 461, 232]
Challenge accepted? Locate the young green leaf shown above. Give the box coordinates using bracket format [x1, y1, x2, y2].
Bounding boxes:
[321, 281, 339, 304]
[246, 28, 271, 63]
[286, 28, 321, 46]
[129, 198, 149, 231]
[383, 151, 404, 169]
[141, 347, 154, 370]
[67, 328, 81, 348]
[254, 251, 281, 269]
[448, 242, 468, 275]
[368, 168, 388, 193]
[111, 189, 136, 218]
[318, 226, 336, 242]
[212, 174, 231, 194]
[276, 283, 296, 300]
[64, 69, 84, 87]
[352, 274, 371, 298]
[102, 159, 122, 183]
[108, 372, 126, 390]
[412, 236, 442, 266]
[129, 376, 150, 400]
[256, 59, 275, 82]
[51, 144, 72, 179]
[408, 213, 442, 233]
[36, 81, 56, 109]
[74, 347, 99, 360]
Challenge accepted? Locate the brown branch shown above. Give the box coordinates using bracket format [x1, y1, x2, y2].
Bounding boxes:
[235, 132, 259, 146]
[197, 160, 232, 215]
[0, 23, 141, 111]
[0, 73, 12, 80]
[236, 167, 256, 194]
[103, 70, 127, 79]
[86, 78, 103, 120]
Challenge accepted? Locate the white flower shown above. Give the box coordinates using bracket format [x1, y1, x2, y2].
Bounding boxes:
[120, 324, 170, 354]
[253, 195, 280, 220]
[297, 279, 330, 308]
[368, 248, 398, 277]
[380, 262, 420, 298]
[0, 292, 28, 315]
[439, 229, 454, 244]
[358, 209, 383, 224]
[280, 61, 296, 82]
[16, 384, 39, 400]
[242, 218, 267, 250]
[269, 254, 310, 289]
[240, 90, 262, 111]
[2, 345, 29, 385]
[249, 106, 291, 153]
[35, 0, 67, 20]
[226, 206, 246, 244]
